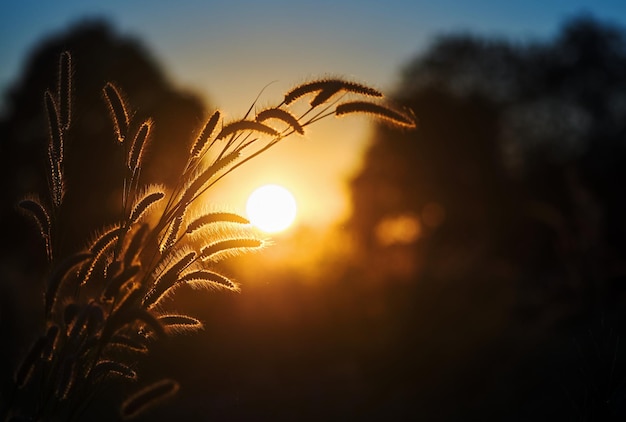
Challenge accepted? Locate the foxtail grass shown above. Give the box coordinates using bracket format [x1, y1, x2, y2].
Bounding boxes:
[4, 51, 416, 421]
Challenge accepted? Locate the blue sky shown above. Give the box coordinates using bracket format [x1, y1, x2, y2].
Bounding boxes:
[4, 1, 626, 112]
[2, 1, 626, 229]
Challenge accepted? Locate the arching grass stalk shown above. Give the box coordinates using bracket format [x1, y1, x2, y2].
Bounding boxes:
[6, 51, 416, 421]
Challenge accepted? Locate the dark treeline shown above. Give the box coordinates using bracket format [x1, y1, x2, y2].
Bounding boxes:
[349, 15, 626, 420]
[3, 15, 626, 422]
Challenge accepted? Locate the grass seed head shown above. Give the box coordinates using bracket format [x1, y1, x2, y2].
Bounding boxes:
[103, 82, 130, 143]
[335, 100, 417, 128]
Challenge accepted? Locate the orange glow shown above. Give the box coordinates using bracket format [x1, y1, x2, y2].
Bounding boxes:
[375, 213, 421, 246]
[207, 117, 369, 231]
[246, 184, 297, 233]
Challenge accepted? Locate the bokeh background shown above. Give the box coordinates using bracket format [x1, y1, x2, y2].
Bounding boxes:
[3, 1, 626, 420]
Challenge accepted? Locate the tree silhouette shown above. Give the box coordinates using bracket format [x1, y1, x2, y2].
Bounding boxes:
[352, 15, 626, 307]
[348, 16, 626, 419]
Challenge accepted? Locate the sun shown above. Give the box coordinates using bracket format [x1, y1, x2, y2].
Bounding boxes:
[246, 184, 297, 233]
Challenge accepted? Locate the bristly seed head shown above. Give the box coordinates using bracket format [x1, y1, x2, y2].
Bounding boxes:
[158, 314, 203, 334]
[121, 379, 180, 420]
[190, 110, 221, 157]
[144, 250, 197, 308]
[180, 269, 240, 292]
[128, 120, 153, 171]
[160, 216, 182, 253]
[129, 187, 165, 224]
[200, 238, 263, 262]
[18, 196, 51, 243]
[45, 90, 63, 164]
[335, 101, 417, 128]
[58, 51, 72, 130]
[185, 212, 250, 234]
[103, 82, 130, 143]
[284, 78, 383, 105]
[216, 120, 279, 140]
[256, 108, 304, 135]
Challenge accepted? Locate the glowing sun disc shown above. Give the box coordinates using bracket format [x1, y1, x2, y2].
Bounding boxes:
[246, 184, 297, 233]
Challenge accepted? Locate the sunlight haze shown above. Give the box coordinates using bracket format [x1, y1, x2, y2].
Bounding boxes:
[2, 0, 626, 230]
[246, 184, 297, 233]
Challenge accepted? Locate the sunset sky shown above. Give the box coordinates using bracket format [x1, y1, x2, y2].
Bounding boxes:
[2, 0, 626, 231]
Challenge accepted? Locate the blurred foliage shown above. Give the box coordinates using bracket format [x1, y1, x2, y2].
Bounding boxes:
[348, 15, 626, 420]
